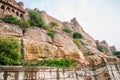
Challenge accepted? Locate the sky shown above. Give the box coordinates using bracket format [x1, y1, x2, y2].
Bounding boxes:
[16, 0, 120, 50]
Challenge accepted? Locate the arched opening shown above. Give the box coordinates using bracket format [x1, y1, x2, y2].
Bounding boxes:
[12, 9, 15, 13]
[16, 12, 19, 16]
[20, 14, 23, 18]
[6, 7, 10, 11]
[1, 5, 5, 10]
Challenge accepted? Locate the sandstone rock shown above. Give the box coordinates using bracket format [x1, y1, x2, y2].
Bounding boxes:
[0, 23, 22, 37]
[23, 27, 86, 63]
[23, 40, 58, 61]
[24, 27, 52, 43]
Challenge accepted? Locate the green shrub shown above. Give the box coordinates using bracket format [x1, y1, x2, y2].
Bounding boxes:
[28, 10, 45, 28]
[73, 32, 83, 39]
[47, 31, 55, 39]
[97, 45, 109, 54]
[22, 58, 77, 68]
[62, 27, 72, 33]
[83, 51, 92, 57]
[38, 59, 76, 68]
[1, 15, 19, 25]
[112, 51, 120, 56]
[73, 39, 81, 48]
[0, 56, 12, 65]
[49, 22, 58, 28]
[48, 22, 58, 31]
[42, 25, 51, 31]
[0, 37, 22, 65]
[19, 19, 30, 32]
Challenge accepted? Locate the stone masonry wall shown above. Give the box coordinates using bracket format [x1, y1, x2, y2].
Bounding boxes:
[0, 0, 25, 19]
[40, 11, 64, 29]
[0, 63, 119, 80]
[40, 11, 96, 47]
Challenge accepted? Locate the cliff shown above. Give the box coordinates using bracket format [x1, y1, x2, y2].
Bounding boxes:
[0, 14, 119, 66]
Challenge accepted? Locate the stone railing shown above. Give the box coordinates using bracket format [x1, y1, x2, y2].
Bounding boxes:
[0, 62, 119, 80]
[0, 66, 95, 80]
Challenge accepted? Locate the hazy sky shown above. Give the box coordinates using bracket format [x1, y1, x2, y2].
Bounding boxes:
[16, 0, 120, 50]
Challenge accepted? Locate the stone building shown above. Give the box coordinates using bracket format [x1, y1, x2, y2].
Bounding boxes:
[0, 0, 25, 19]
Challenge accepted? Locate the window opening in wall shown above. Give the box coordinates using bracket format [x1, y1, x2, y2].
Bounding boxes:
[20, 14, 23, 18]
[1, 5, 5, 10]
[6, 7, 10, 11]
[16, 12, 19, 16]
[12, 9, 15, 13]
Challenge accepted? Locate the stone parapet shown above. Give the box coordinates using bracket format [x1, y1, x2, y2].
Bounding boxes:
[0, 62, 119, 80]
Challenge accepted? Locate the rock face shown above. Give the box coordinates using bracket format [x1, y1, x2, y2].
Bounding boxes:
[0, 22, 86, 63]
[40, 11, 97, 47]
[0, 10, 119, 65]
[23, 27, 86, 62]
[0, 23, 22, 37]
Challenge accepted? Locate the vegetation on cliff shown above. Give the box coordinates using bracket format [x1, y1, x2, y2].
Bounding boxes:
[62, 27, 72, 33]
[49, 22, 58, 31]
[73, 32, 83, 39]
[0, 15, 19, 25]
[0, 37, 21, 65]
[0, 15, 30, 32]
[0, 36, 77, 68]
[47, 31, 55, 39]
[0, 8, 118, 68]
[28, 10, 45, 28]
[19, 19, 30, 32]
[112, 51, 120, 56]
[72, 32, 83, 49]
[97, 45, 109, 54]
[73, 39, 81, 48]
[22, 58, 77, 68]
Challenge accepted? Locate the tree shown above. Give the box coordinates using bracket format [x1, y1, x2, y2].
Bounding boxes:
[28, 10, 45, 27]
[49, 22, 58, 31]
[73, 32, 83, 39]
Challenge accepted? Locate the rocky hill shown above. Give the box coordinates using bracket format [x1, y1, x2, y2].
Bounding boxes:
[0, 8, 119, 66]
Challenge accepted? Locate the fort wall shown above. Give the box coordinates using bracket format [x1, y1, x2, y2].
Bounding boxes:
[40, 11, 64, 29]
[0, 0, 25, 19]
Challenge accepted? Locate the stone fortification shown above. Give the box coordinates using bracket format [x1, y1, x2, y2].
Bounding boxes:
[0, 0, 120, 79]
[39, 10, 97, 47]
[40, 11, 64, 29]
[96, 40, 112, 54]
[0, 0, 25, 19]
[0, 62, 119, 80]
